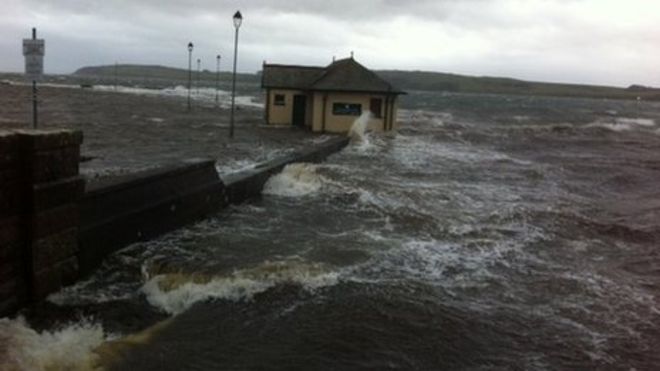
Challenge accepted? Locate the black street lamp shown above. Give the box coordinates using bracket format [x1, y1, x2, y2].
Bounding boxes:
[187, 42, 193, 112]
[196, 58, 201, 95]
[229, 10, 242, 139]
[215, 54, 221, 106]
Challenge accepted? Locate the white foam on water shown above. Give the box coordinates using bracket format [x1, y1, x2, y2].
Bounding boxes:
[586, 117, 655, 132]
[431, 111, 454, 123]
[141, 275, 271, 315]
[353, 238, 501, 288]
[390, 133, 532, 170]
[308, 135, 334, 144]
[398, 110, 453, 127]
[430, 117, 446, 127]
[5, 81, 80, 90]
[141, 259, 340, 315]
[616, 117, 655, 127]
[356, 188, 407, 211]
[586, 122, 633, 132]
[0, 316, 109, 371]
[215, 159, 257, 175]
[345, 133, 381, 155]
[91, 85, 263, 109]
[351, 220, 549, 290]
[263, 163, 326, 197]
[216, 148, 297, 176]
[233, 95, 264, 108]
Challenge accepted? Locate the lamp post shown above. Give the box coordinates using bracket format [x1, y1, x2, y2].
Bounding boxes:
[196, 58, 201, 95]
[215, 54, 221, 106]
[229, 10, 242, 139]
[187, 42, 193, 112]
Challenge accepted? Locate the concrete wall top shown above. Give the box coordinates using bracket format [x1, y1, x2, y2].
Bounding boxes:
[85, 158, 217, 195]
[10, 129, 83, 150]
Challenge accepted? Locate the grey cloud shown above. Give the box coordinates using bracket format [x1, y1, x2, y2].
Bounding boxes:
[2, 0, 659, 86]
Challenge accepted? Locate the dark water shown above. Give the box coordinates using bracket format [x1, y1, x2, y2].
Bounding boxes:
[5, 92, 660, 370]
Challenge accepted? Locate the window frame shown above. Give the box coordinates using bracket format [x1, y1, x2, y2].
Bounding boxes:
[273, 94, 286, 106]
[332, 102, 362, 116]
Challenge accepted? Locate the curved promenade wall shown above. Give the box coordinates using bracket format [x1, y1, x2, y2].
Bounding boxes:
[0, 130, 348, 317]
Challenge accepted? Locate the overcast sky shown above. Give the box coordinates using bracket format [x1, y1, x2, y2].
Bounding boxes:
[2, 0, 659, 87]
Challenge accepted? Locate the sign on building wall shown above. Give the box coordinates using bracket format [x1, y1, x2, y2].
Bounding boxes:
[23, 38, 45, 80]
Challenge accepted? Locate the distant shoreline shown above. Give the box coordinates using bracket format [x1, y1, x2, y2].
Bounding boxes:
[2, 64, 659, 102]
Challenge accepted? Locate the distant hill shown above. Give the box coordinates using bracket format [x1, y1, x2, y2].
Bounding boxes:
[74, 64, 660, 101]
[74, 64, 260, 84]
[376, 70, 660, 101]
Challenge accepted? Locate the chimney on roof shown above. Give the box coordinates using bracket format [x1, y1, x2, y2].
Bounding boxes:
[350, 51, 354, 59]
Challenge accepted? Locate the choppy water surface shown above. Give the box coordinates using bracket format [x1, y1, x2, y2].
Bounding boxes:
[4, 93, 660, 370]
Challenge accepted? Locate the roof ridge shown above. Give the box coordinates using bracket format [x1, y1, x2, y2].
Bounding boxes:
[361, 62, 395, 92]
[310, 57, 358, 87]
[263, 63, 325, 70]
[262, 58, 405, 94]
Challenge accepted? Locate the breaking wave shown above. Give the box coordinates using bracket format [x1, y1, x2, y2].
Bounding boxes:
[0, 317, 109, 371]
[141, 259, 340, 314]
[348, 112, 372, 143]
[263, 163, 326, 197]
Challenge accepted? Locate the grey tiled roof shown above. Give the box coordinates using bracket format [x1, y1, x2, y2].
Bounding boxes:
[261, 64, 325, 90]
[262, 58, 404, 94]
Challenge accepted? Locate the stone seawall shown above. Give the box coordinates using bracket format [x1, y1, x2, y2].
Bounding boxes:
[0, 131, 348, 317]
[79, 136, 349, 276]
[78, 159, 227, 277]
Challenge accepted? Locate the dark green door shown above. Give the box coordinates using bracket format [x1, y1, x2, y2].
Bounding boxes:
[292, 95, 307, 127]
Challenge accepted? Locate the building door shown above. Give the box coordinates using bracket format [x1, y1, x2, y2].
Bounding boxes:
[292, 95, 307, 127]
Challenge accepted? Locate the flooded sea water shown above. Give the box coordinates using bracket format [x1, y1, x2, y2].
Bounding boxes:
[3, 92, 660, 370]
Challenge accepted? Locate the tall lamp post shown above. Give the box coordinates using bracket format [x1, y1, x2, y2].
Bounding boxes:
[229, 10, 242, 139]
[215, 54, 221, 106]
[187, 42, 193, 112]
[196, 58, 201, 95]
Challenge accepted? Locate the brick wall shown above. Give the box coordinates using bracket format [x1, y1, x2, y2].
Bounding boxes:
[0, 132, 27, 315]
[0, 129, 83, 317]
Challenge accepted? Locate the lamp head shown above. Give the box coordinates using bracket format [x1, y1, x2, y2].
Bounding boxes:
[233, 11, 243, 28]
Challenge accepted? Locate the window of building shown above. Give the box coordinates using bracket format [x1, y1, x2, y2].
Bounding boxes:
[369, 98, 383, 118]
[332, 103, 362, 116]
[274, 94, 285, 106]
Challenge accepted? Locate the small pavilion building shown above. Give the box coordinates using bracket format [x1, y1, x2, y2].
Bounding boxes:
[261, 57, 405, 133]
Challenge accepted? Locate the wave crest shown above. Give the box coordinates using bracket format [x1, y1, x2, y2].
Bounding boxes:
[263, 163, 326, 197]
[0, 316, 108, 371]
[141, 259, 339, 314]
